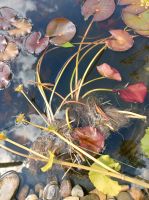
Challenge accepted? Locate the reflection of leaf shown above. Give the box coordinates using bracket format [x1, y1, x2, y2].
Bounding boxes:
[61, 42, 74, 48]
[89, 155, 122, 196]
[141, 128, 149, 157]
[8, 19, 32, 37]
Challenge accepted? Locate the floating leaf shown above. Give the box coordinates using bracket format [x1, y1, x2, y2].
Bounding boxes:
[89, 155, 122, 196]
[25, 32, 49, 54]
[41, 151, 55, 172]
[81, 0, 115, 21]
[46, 18, 76, 46]
[8, 18, 32, 37]
[141, 128, 149, 157]
[113, 82, 147, 103]
[105, 29, 134, 51]
[61, 42, 74, 48]
[118, 0, 149, 9]
[72, 126, 105, 153]
[97, 63, 122, 81]
[0, 62, 12, 90]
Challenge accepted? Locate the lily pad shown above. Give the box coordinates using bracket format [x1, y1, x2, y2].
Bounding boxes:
[81, 0, 115, 21]
[46, 18, 76, 46]
[0, 62, 12, 90]
[25, 32, 49, 54]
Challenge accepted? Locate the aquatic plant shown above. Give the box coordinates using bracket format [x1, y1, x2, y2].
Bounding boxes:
[0, 1, 148, 197]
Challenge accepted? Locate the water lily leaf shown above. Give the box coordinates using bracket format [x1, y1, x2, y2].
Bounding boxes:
[122, 10, 149, 31]
[105, 29, 134, 51]
[72, 126, 105, 153]
[89, 155, 122, 196]
[118, 0, 138, 5]
[122, 4, 147, 14]
[81, 0, 115, 21]
[141, 128, 149, 157]
[61, 42, 74, 48]
[25, 32, 49, 54]
[97, 63, 122, 81]
[46, 18, 76, 46]
[0, 62, 12, 90]
[113, 82, 147, 103]
[8, 18, 32, 37]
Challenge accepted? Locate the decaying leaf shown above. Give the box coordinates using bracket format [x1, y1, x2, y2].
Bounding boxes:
[46, 18, 76, 45]
[96, 63, 122, 81]
[105, 29, 134, 51]
[81, 0, 115, 21]
[141, 128, 149, 157]
[72, 126, 105, 153]
[89, 155, 122, 196]
[0, 62, 12, 90]
[25, 32, 49, 54]
[8, 18, 32, 37]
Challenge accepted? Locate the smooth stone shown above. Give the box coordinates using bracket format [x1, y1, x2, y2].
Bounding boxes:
[43, 183, 60, 200]
[71, 185, 84, 197]
[35, 183, 44, 195]
[63, 197, 80, 200]
[25, 194, 38, 200]
[0, 171, 20, 200]
[117, 192, 134, 200]
[80, 194, 100, 200]
[60, 179, 72, 198]
[18, 185, 29, 200]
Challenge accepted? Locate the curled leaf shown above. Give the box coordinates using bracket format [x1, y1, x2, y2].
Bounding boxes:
[81, 0, 115, 21]
[46, 18, 76, 45]
[0, 62, 12, 90]
[141, 128, 149, 157]
[97, 63, 122, 81]
[113, 82, 147, 103]
[72, 126, 105, 153]
[8, 18, 32, 37]
[89, 155, 122, 196]
[41, 151, 55, 172]
[25, 32, 49, 54]
[105, 29, 134, 51]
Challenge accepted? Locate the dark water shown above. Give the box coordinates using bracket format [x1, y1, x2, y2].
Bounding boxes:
[0, 0, 149, 190]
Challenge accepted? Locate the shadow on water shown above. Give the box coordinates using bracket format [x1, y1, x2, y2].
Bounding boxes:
[0, 0, 149, 190]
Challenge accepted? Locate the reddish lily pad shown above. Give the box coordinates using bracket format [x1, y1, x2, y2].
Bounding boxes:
[25, 32, 49, 54]
[113, 82, 147, 103]
[81, 0, 115, 21]
[0, 62, 12, 90]
[105, 29, 134, 51]
[97, 63, 122, 81]
[46, 18, 76, 46]
[72, 126, 105, 153]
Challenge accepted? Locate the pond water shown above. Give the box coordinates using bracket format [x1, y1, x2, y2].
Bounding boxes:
[0, 0, 149, 194]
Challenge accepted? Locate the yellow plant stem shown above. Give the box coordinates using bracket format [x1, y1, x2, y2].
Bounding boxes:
[82, 88, 113, 99]
[75, 19, 94, 89]
[76, 45, 107, 101]
[1, 143, 149, 188]
[117, 110, 146, 120]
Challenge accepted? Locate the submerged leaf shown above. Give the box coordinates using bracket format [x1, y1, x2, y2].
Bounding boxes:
[46, 18, 76, 45]
[81, 0, 115, 21]
[25, 32, 49, 54]
[97, 63, 122, 81]
[72, 126, 105, 153]
[89, 155, 122, 196]
[114, 82, 147, 103]
[141, 128, 149, 157]
[0, 62, 12, 90]
[8, 18, 32, 37]
[105, 29, 134, 51]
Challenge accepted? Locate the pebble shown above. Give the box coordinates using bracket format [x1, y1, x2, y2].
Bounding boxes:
[60, 179, 72, 198]
[80, 194, 100, 200]
[71, 185, 84, 197]
[43, 182, 60, 200]
[129, 187, 144, 200]
[18, 185, 29, 200]
[0, 171, 20, 200]
[117, 192, 134, 200]
[25, 194, 38, 200]
[63, 197, 80, 200]
[35, 183, 44, 198]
